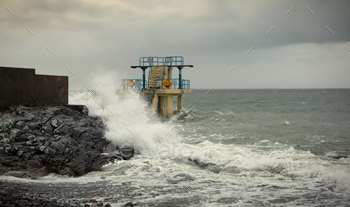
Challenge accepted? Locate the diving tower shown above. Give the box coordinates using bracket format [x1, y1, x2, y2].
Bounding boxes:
[120, 56, 193, 118]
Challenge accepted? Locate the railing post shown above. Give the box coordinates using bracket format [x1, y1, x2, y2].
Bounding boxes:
[177, 66, 183, 89]
[140, 67, 147, 89]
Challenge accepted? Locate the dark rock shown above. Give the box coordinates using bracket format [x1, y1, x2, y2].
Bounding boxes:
[65, 105, 89, 116]
[41, 115, 51, 124]
[15, 121, 25, 129]
[125, 202, 134, 207]
[0, 105, 134, 178]
[33, 129, 44, 136]
[0, 164, 8, 174]
[27, 122, 40, 130]
[120, 147, 135, 160]
[0, 181, 81, 206]
[8, 129, 23, 141]
[43, 123, 53, 136]
[328, 155, 349, 159]
[6, 171, 25, 178]
[26, 159, 44, 169]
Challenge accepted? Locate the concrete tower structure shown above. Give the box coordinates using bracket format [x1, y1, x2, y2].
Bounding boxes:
[120, 56, 193, 118]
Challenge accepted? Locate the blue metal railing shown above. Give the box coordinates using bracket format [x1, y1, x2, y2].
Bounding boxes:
[121, 79, 146, 92]
[181, 79, 190, 89]
[147, 78, 191, 105]
[148, 81, 157, 105]
[139, 56, 184, 67]
[122, 78, 190, 105]
[139, 56, 185, 88]
[152, 78, 190, 89]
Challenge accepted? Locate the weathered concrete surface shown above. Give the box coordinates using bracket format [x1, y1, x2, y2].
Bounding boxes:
[0, 66, 68, 107]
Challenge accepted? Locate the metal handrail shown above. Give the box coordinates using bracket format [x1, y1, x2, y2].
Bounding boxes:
[138, 56, 187, 88]
[156, 78, 190, 89]
[148, 81, 158, 105]
[121, 79, 146, 92]
[147, 66, 153, 88]
[139, 56, 185, 67]
[147, 78, 190, 105]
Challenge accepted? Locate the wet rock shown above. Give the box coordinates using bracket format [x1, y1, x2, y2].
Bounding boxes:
[66, 105, 89, 116]
[50, 118, 61, 128]
[125, 202, 134, 207]
[43, 146, 57, 155]
[27, 122, 40, 130]
[15, 121, 25, 129]
[8, 129, 21, 141]
[43, 123, 53, 136]
[328, 155, 349, 159]
[0, 181, 80, 206]
[41, 115, 51, 124]
[0, 105, 134, 177]
[16, 150, 23, 157]
[120, 147, 135, 160]
[0, 164, 8, 174]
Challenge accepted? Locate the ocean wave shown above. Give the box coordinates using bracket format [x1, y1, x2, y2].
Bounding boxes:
[184, 140, 350, 193]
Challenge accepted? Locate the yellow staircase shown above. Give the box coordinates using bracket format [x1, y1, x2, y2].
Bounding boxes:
[148, 66, 164, 89]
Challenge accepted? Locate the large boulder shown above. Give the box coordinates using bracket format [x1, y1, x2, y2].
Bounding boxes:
[0, 105, 133, 178]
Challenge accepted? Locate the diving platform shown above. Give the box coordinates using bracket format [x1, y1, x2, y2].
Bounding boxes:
[131, 65, 194, 69]
[120, 56, 193, 118]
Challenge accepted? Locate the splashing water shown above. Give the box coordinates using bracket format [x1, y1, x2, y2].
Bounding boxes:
[69, 70, 181, 155]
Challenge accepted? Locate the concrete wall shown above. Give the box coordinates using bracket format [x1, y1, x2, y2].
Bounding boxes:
[0, 66, 68, 107]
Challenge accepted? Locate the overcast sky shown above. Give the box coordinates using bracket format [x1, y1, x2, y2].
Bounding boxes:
[1, 0, 349, 89]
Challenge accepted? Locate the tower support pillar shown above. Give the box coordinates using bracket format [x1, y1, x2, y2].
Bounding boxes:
[177, 95, 182, 110]
[160, 95, 173, 118]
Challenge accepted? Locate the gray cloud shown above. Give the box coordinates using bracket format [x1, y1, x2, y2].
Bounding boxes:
[1, 0, 349, 89]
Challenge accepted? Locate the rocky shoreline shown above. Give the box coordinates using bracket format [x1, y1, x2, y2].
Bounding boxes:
[0, 105, 133, 178]
[0, 105, 138, 206]
[0, 180, 141, 207]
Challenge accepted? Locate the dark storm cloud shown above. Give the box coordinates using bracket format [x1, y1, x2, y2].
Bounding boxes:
[1, 0, 349, 89]
[1, 0, 348, 48]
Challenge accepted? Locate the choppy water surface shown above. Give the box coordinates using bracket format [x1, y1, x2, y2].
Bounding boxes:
[1, 85, 350, 206]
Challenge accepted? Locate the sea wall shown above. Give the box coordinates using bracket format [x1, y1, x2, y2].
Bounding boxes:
[0, 67, 68, 107]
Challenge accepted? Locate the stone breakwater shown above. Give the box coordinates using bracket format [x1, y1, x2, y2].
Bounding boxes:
[0, 105, 134, 178]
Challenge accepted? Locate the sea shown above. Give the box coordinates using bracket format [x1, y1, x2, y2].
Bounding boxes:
[1, 73, 350, 206]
